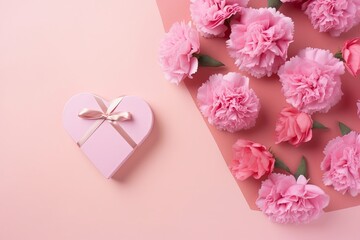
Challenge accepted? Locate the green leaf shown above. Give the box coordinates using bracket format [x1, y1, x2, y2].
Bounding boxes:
[294, 156, 307, 179]
[268, 0, 283, 10]
[312, 121, 328, 130]
[224, 18, 231, 27]
[274, 157, 292, 174]
[195, 54, 225, 67]
[334, 51, 344, 62]
[339, 122, 352, 136]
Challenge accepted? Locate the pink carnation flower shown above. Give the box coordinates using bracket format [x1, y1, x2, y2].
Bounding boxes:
[197, 72, 260, 132]
[230, 139, 275, 181]
[275, 107, 313, 147]
[321, 131, 360, 196]
[256, 173, 329, 224]
[357, 100, 360, 118]
[303, 0, 360, 37]
[279, 48, 344, 114]
[190, 0, 248, 38]
[159, 22, 200, 85]
[227, 8, 294, 78]
[342, 38, 360, 78]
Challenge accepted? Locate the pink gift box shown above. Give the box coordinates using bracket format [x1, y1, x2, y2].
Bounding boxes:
[63, 93, 153, 178]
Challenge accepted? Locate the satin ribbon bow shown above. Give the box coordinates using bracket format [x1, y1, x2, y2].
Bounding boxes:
[76, 96, 137, 148]
[78, 108, 132, 122]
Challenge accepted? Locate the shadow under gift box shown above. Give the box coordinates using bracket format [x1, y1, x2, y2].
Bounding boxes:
[63, 93, 154, 178]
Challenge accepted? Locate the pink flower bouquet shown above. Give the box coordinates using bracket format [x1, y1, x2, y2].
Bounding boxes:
[159, 21, 224, 85]
[157, 0, 360, 224]
[230, 139, 275, 180]
[303, 0, 360, 37]
[271, 0, 360, 36]
[197, 72, 260, 132]
[256, 173, 329, 224]
[227, 7, 294, 78]
[190, 0, 248, 38]
[279, 48, 344, 114]
[275, 107, 313, 147]
[341, 38, 360, 78]
[322, 123, 360, 196]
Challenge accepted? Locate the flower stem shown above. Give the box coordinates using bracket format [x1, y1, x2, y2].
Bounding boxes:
[334, 51, 344, 61]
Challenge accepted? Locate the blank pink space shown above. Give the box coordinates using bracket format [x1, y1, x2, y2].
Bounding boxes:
[1, 0, 360, 239]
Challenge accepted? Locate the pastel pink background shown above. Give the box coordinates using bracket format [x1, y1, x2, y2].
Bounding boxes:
[0, 1, 360, 239]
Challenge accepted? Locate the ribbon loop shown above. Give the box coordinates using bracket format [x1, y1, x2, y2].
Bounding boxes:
[78, 109, 106, 120]
[78, 109, 132, 122]
[76, 96, 137, 148]
[106, 112, 132, 122]
[78, 97, 132, 123]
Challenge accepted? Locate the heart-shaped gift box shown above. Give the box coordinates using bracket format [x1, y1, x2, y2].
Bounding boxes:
[63, 93, 153, 178]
